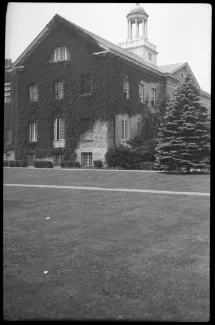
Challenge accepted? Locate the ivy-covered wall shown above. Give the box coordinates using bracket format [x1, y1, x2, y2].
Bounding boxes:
[14, 25, 110, 160]
[4, 69, 15, 154]
[107, 55, 164, 116]
[13, 20, 166, 162]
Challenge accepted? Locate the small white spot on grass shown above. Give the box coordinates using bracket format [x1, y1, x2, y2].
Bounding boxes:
[46, 217, 50, 220]
[43, 271, 48, 274]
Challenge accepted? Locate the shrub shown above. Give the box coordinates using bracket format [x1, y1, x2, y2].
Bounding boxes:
[3, 160, 9, 166]
[60, 161, 81, 168]
[93, 160, 103, 168]
[18, 160, 28, 167]
[105, 146, 143, 170]
[139, 162, 154, 170]
[8, 160, 20, 167]
[34, 161, 53, 168]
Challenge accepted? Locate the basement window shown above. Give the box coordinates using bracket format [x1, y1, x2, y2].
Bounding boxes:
[81, 152, 92, 167]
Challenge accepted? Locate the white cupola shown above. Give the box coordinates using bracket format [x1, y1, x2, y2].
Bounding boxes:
[118, 3, 158, 66]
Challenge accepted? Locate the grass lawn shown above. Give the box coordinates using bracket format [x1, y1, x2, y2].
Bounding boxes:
[3, 168, 210, 321]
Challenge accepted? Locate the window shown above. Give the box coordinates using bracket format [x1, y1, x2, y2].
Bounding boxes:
[122, 119, 129, 140]
[55, 81, 64, 99]
[53, 47, 70, 62]
[180, 72, 184, 79]
[4, 82, 11, 103]
[139, 81, 145, 103]
[6, 153, 11, 160]
[53, 154, 63, 166]
[29, 85, 38, 102]
[5, 129, 12, 144]
[148, 53, 152, 61]
[81, 152, 92, 166]
[81, 74, 92, 94]
[151, 88, 156, 106]
[29, 122, 38, 141]
[27, 153, 35, 166]
[123, 77, 130, 99]
[54, 119, 65, 140]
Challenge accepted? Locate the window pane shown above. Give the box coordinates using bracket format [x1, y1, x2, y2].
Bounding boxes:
[61, 48, 65, 60]
[59, 119, 65, 140]
[55, 81, 64, 99]
[30, 123, 37, 141]
[139, 83, 144, 103]
[123, 79, 129, 99]
[89, 153, 92, 166]
[53, 47, 69, 61]
[29, 85, 38, 101]
[125, 120, 128, 139]
[122, 120, 125, 139]
[4, 83, 11, 102]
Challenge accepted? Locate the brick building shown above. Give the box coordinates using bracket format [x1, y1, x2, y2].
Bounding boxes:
[4, 4, 211, 166]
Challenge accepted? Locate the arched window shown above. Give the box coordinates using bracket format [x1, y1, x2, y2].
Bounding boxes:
[51, 47, 70, 62]
[139, 80, 145, 103]
[123, 77, 130, 99]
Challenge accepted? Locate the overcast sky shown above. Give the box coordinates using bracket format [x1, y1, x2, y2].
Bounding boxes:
[5, 3, 211, 93]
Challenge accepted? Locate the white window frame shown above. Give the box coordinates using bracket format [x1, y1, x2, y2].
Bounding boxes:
[55, 81, 64, 99]
[54, 119, 65, 141]
[139, 81, 145, 103]
[53, 47, 69, 62]
[29, 122, 37, 141]
[29, 85, 38, 102]
[4, 82, 11, 103]
[123, 77, 130, 99]
[122, 119, 129, 140]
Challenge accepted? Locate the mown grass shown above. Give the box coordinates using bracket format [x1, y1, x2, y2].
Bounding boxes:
[3, 169, 209, 320]
[3, 167, 210, 192]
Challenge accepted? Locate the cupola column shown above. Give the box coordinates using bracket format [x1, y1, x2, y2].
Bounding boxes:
[142, 20, 145, 38]
[145, 21, 147, 38]
[135, 18, 139, 37]
[128, 19, 132, 39]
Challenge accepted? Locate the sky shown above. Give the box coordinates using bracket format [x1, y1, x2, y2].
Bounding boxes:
[5, 3, 211, 93]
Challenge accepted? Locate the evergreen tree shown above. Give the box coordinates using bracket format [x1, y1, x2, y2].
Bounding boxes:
[127, 97, 166, 162]
[154, 74, 210, 172]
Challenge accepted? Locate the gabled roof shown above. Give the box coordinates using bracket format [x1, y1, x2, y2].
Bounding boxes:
[13, 14, 162, 76]
[158, 62, 200, 89]
[12, 13, 210, 96]
[157, 62, 186, 74]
